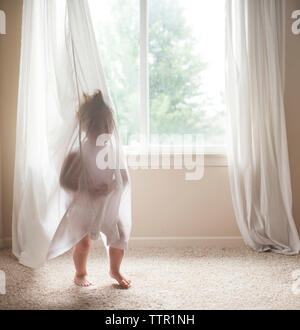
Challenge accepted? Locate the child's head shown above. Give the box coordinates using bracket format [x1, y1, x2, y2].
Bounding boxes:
[78, 90, 115, 136]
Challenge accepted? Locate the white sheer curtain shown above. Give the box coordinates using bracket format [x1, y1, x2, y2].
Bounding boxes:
[13, 0, 131, 268]
[226, 0, 300, 254]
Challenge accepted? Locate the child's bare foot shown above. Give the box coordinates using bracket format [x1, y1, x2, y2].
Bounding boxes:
[109, 270, 131, 288]
[74, 274, 94, 287]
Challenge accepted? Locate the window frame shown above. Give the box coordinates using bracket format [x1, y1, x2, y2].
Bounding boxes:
[96, 0, 227, 156]
[140, 0, 150, 148]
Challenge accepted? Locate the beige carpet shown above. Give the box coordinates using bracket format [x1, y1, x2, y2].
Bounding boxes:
[0, 244, 300, 310]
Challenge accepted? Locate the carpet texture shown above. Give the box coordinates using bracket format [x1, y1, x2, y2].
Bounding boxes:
[0, 245, 300, 310]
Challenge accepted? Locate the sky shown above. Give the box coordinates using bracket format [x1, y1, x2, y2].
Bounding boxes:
[180, 0, 226, 100]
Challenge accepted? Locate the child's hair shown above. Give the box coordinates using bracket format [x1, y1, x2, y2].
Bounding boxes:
[77, 90, 115, 135]
[60, 90, 115, 192]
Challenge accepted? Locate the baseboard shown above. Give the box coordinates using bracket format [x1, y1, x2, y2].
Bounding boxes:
[0, 237, 12, 249]
[0, 236, 244, 250]
[128, 236, 244, 248]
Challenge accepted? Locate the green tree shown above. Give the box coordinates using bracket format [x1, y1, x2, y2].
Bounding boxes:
[149, 0, 206, 135]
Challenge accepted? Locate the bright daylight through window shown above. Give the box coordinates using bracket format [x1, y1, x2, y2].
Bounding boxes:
[89, 0, 226, 153]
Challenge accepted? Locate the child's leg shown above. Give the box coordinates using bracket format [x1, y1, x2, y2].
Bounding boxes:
[109, 247, 131, 288]
[73, 235, 93, 287]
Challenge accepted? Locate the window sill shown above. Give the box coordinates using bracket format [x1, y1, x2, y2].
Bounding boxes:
[124, 147, 228, 167]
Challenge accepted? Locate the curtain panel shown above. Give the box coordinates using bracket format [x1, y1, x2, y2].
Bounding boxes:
[225, 0, 300, 254]
[13, 0, 131, 268]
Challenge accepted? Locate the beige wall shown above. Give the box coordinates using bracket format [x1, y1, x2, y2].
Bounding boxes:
[0, 0, 300, 241]
[130, 163, 238, 238]
[286, 0, 300, 233]
[0, 0, 22, 239]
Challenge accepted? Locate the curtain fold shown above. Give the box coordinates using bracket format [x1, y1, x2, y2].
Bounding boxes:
[225, 0, 300, 254]
[13, 0, 131, 268]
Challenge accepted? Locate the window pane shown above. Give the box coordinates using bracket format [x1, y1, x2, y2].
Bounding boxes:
[149, 0, 226, 146]
[89, 0, 140, 146]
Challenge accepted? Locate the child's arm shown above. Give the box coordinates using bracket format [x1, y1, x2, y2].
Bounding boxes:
[120, 169, 128, 186]
[60, 152, 81, 192]
[91, 169, 128, 198]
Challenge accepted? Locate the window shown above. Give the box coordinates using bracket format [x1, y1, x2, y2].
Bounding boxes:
[89, 0, 226, 153]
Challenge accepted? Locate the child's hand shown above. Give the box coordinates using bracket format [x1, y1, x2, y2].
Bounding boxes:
[89, 180, 118, 197]
[93, 183, 109, 196]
